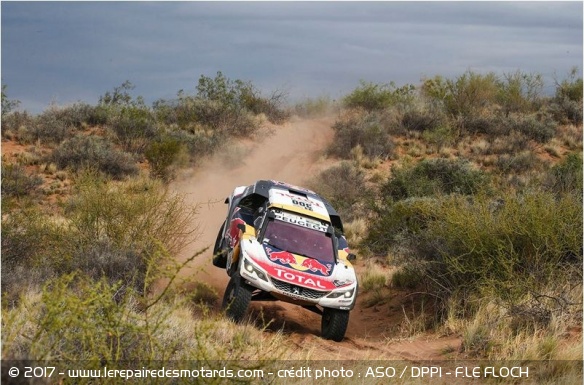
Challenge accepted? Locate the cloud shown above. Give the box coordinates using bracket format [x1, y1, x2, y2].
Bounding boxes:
[1, 2, 582, 113]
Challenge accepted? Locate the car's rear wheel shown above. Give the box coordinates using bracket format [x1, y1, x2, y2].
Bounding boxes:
[321, 308, 350, 342]
[222, 274, 253, 322]
[212, 222, 227, 268]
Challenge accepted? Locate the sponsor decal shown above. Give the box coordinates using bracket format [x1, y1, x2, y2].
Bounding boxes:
[273, 211, 328, 232]
[333, 279, 354, 288]
[227, 209, 245, 247]
[272, 189, 325, 209]
[300, 258, 332, 276]
[263, 245, 333, 276]
[250, 254, 339, 290]
[273, 267, 327, 289]
[266, 247, 297, 265]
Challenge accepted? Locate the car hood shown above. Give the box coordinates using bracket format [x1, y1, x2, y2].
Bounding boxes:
[241, 239, 356, 291]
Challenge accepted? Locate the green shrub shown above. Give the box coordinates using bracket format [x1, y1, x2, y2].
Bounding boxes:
[509, 114, 556, 143]
[549, 97, 583, 125]
[166, 129, 221, 159]
[364, 196, 439, 256]
[26, 107, 74, 144]
[2, 173, 199, 303]
[549, 67, 583, 124]
[461, 114, 510, 137]
[65, 175, 199, 289]
[1, 111, 34, 141]
[555, 67, 583, 103]
[400, 107, 446, 132]
[329, 111, 395, 159]
[367, 191, 582, 316]
[1, 206, 71, 305]
[307, 161, 370, 222]
[381, 158, 490, 200]
[51, 135, 138, 179]
[343, 80, 416, 111]
[545, 153, 583, 196]
[1, 163, 43, 198]
[196, 71, 288, 127]
[108, 106, 158, 154]
[495, 151, 542, 175]
[422, 71, 499, 118]
[145, 136, 184, 181]
[1, 84, 20, 117]
[496, 70, 544, 116]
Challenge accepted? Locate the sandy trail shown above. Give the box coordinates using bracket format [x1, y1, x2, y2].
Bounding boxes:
[170, 116, 460, 360]
[171, 117, 335, 287]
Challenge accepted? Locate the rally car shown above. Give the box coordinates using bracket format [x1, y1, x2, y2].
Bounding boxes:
[213, 180, 357, 342]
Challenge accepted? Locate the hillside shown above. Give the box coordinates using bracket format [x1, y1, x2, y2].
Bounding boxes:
[2, 70, 582, 384]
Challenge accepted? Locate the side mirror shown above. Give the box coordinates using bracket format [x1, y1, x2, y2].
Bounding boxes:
[237, 223, 246, 233]
[347, 253, 357, 262]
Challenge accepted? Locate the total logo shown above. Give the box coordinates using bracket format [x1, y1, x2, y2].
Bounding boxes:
[274, 267, 327, 289]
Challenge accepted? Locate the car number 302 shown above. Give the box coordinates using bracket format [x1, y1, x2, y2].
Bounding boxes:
[292, 199, 313, 211]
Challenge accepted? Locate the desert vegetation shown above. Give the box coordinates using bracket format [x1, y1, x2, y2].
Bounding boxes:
[310, 68, 582, 373]
[1, 67, 582, 383]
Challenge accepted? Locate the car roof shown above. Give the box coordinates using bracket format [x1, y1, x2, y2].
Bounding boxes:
[234, 180, 344, 232]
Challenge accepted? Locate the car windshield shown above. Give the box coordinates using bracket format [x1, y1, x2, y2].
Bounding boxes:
[263, 218, 335, 264]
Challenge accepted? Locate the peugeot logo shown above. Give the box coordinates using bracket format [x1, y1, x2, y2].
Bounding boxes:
[292, 286, 301, 295]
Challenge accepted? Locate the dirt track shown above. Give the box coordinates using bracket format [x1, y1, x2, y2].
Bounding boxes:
[170, 117, 460, 360]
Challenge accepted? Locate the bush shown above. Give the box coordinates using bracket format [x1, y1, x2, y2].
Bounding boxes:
[196, 71, 289, 127]
[461, 114, 510, 137]
[1, 84, 20, 117]
[1, 163, 43, 198]
[329, 111, 395, 159]
[144, 135, 185, 181]
[2, 172, 200, 302]
[545, 153, 583, 196]
[422, 71, 499, 118]
[400, 107, 446, 133]
[166, 129, 221, 159]
[343, 80, 416, 111]
[509, 114, 556, 143]
[108, 106, 158, 154]
[549, 67, 583, 125]
[381, 158, 490, 200]
[26, 107, 74, 144]
[495, 151, 542, 175]
[496, 70, 544, 116]
[306, 161, 370, 222]
[1, 206, 71, 304]
[51, 135, 138, 179]
[366, 191, 583, 316]
[1, 111, 34, 141]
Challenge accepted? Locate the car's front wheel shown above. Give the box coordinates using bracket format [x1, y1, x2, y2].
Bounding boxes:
[321, 308, 350, 342]
[222, 274, 253, 322]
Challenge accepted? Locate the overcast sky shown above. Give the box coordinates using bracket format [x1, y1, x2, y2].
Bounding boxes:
[1, 1, 582, 114]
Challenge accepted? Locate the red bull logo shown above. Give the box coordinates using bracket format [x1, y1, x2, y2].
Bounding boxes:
[301, 258, 332, 276]
[227, 217, 245, 247]
[267, 249, 297, 265]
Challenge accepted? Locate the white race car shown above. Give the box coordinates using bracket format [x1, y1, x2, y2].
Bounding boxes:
[213, 180, 358, 341]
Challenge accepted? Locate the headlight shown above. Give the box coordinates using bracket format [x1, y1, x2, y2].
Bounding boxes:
[243, 258, 268, 281]
[326, 288, 355, 299]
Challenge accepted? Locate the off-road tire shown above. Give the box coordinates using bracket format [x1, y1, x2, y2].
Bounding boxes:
[321, 308, 350, 342]
[212, 222, 227, 268]
[222, 274, 253, 322]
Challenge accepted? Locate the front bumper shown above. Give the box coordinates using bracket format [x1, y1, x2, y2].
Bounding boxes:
[239, 256, 357, 310]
